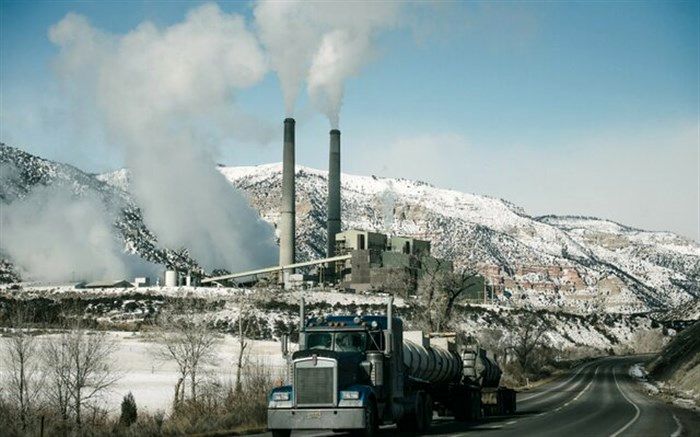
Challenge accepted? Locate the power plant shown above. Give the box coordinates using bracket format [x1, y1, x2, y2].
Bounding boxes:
[202, 118, 453, 292]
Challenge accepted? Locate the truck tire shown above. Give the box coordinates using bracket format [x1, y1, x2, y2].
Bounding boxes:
[396, 392, 433, 434]
[420, 393, 433, 432]
[454, 399, 468, 422]
[454, 389, 479, 422]
[271, 430, 291, 437]
[352, 400, 378, 437]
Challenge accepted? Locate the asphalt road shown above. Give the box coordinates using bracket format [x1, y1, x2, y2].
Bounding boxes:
[257, 356, 699, 437]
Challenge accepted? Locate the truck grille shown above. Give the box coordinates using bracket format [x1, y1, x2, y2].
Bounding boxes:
[295, 367, 334, 406]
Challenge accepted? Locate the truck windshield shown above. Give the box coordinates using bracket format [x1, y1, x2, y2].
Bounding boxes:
[307, 332, 333, 350]
[335, 332, 366, 352]
[305, 332, 368, 352]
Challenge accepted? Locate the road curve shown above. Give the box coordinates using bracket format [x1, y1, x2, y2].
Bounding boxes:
[255, 356, 699, 437]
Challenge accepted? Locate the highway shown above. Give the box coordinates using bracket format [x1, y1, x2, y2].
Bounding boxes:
[258, 356, 700, 436]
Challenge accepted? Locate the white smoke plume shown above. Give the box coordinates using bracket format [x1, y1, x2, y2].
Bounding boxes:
[254, 1, 401, 126]
[49, 4, 278, 272]
[379, 184, 397, 234]
[0, 184, 152, 282]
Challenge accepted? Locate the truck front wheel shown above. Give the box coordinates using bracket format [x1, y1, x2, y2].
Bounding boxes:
[352, 400, 378, 437]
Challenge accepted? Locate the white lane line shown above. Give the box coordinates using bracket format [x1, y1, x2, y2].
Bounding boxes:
[610, 366, 641, 437]
[670, 414, 682, 437]
[506, 420, 517, 425]
[520, 360, 597, 402]
[556, 366, 599, 411]
[538, 366, 599, 416]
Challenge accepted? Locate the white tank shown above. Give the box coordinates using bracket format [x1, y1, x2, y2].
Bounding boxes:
[164, 270, 178, 287]
[453, 334, 503, 388]
[402, 333, 462, 384]
[402, 331, 503, 387]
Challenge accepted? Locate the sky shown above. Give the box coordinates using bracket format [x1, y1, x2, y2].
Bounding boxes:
[1, 0, 698, 241]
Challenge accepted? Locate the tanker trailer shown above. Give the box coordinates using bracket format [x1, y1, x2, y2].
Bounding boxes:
[267, 298, 516, 437]
[451, 334, 515, 416]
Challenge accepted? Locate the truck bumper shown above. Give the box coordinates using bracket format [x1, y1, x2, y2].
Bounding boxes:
[267, 408, 365, 430]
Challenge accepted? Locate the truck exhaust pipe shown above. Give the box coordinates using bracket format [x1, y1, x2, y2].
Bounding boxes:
[299, 297, 305, 332]
[386, 297, 393, 354]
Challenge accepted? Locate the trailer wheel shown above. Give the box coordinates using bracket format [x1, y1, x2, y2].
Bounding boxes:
[396, 410, 414, 432]
[454, 400, 468, 422]
[271, 430, 291, 437]
[454, 389, 479, 422]
[420, 394, 433, 432]
[397, 392, 423, 433]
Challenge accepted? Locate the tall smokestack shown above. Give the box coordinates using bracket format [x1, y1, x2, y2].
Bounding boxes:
[280, 118, 295, 269]
[327, 129, 341, 257]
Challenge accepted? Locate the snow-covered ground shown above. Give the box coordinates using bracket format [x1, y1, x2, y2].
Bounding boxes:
[0, 332, 287, 415]
[629, 363, 660, 394]
[628, 362, 699, 410]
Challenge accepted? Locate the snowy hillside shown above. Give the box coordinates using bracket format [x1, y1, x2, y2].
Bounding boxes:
[0, 144, 202, 275]
[2, 143, 698, 314]
[215, 163, 699, 313]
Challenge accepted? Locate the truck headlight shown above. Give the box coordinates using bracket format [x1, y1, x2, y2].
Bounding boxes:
[340, 391, 360, 400]
[272, 392, 290, 401]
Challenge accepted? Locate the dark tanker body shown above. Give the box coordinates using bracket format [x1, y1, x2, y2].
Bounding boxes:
[267, 298, 516, 436]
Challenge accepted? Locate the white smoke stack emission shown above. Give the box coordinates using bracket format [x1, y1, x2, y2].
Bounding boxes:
[49, 4, 278, 272]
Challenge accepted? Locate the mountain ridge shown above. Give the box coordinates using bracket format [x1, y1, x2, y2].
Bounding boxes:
[2, 143, 698, 314]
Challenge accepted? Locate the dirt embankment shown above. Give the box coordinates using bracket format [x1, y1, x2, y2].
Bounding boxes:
[647, 320, 700, 406]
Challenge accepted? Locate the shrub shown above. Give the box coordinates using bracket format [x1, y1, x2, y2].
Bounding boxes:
[120, 392, 138, 427]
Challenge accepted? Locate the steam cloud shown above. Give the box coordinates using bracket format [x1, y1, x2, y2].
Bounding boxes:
[49, 4, 278, 272]
[379, 184, 397, 234]
[254, 1, 401, 127]
[0, 183, 152, 282]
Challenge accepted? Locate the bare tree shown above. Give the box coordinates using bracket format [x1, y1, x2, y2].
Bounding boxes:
[43, 324, 119, 427]
[416, 260, 446, 331]
[440, 270, 481, 326]
[378, 268, 414, 298]
[418, 264, 480, 332]
[43, 333, 72, 424]
[234, 302, 250, 395]
[154, 312, 218, 406]
[506, 312, 551, 373]
[1, 308, 43, 429]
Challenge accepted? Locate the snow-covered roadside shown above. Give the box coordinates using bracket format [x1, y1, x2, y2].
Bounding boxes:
[628, 363, 659, 394]
[0, 331, 287, 416]
[628, 363, 698, 411]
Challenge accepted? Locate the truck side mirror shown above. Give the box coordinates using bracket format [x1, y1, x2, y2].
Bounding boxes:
[281, 333, 289, 356]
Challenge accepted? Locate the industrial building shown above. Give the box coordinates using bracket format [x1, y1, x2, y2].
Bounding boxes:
[332, 229, 453, 292]
[201, 118, 454, 294]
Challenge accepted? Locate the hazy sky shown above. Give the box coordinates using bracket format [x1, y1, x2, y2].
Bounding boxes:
[1, 1, 698, 241]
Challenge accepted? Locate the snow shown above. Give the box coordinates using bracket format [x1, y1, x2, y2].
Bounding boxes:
[629, 363, 660, 394]
[95, 168, 130, 193]
[3, 143, 699, 315]
[629, 363, 648, 379]
[0, 331, 287, 416]
[216, 163, 698, 313]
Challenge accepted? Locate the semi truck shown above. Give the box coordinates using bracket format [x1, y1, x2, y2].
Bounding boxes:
[267, 298, 516, 436]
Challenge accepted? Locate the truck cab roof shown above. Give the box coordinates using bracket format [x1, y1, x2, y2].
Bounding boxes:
[305, 315, 403, 331]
